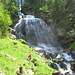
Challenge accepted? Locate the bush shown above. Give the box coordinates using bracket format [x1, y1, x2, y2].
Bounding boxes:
[7, 2, 19, 19]
[0, 2, 12, 38]
[70, 42, 75, 49]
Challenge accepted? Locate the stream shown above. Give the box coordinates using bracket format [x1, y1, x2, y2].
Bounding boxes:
[14, 12, 75, 75]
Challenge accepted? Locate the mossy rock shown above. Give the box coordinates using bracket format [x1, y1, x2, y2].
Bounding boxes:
[52, 58, 63, 63]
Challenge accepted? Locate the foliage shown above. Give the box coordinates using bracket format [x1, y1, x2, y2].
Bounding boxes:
[0, 0, 19, 21]
[67, 29, 75, 37]
[0, 38, 57, 75]
[22, 0, 46, 10]
[70, 42, 75, 49]
[7, 0, 19, 19]
[0, 2, 12, 38]
[0, 0, 19, 38]
[47, 0, 75, 37]
[0, 0, 9, 5]
[39, 5, 48, 11]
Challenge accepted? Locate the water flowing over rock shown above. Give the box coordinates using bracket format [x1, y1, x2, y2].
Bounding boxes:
[14, 13, 63, 53]
[50, 52, 74, 75]
[14, 12, 75, 75]
[55, 62, 73, 75]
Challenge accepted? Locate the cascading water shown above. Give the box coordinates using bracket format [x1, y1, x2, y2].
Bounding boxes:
[49, 52, 74, 75]
[14, 13, 63, 53]
[14, 13, 75, 75]
[18, 0, 22, 10]
[55, 62, 72, 75]
[55, 53, 74, 75]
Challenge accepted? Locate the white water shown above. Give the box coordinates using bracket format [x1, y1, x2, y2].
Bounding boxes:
[16, 0, 74, 75]
[55, 53, 74, 75]
[55, 62, 73, 75]
[14, 13, 74, 75]
[57, 53, 74, 61]
[18, 0, 22, 10]
[14, 13, 63, 53]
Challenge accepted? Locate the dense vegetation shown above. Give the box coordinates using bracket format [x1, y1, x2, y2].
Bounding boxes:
[0, 2, 12, 38]
[0, 0, 18, 38]
[47, 0, 75, 38]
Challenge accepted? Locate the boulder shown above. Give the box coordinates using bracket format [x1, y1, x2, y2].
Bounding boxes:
[0, 71, 5, 75]
[50, 63, 58, 70]
[46, 53, 56, 59]
[9, 27, 16, 35]
[33, 47, 46, 57]
[9, 34, 16, 39]
[52, 72, 60, 75]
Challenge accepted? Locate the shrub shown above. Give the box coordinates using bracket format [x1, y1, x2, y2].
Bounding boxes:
[0, 2, 12, 38]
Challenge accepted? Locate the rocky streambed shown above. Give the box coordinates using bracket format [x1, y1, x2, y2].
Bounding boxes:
[33, 47, 75, 75]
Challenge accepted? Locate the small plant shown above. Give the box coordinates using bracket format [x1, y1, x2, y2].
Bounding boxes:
[70, 42, 75, 49]
[17, 39, 27, 44]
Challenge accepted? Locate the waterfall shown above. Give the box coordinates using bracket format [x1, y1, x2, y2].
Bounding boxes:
[55, 53, 74, 75]
[14, 13, 63, 53]
[55, 62, 73, 75]
[18, 0, 22, 10]
[14, 13, 75, 75]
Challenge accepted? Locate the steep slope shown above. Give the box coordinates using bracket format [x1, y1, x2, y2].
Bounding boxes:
[0, 38, 57, 75]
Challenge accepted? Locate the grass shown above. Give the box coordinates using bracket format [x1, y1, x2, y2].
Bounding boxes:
[0, 38, 58, 75]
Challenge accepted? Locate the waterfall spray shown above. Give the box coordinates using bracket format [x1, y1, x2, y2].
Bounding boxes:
[14, 13, 63, 53]
[14, 13, 75, 75]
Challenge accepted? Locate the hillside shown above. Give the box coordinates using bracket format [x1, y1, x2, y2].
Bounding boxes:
[0, 38, 57, 75]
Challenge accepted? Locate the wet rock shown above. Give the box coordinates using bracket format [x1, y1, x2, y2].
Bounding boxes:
[46, 53, 56, 59]
[65, 72, 70, 75]
[52, 72, 60, 75]
[9, 27, 16, 35]
[66, 73, 75, 75]
[71, 62, 75, 72]
[71, 51, 75, 60]
[50, 63, 58, 70]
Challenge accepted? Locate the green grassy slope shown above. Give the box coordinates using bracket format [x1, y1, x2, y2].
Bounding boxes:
[0, 38, 57, 75]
